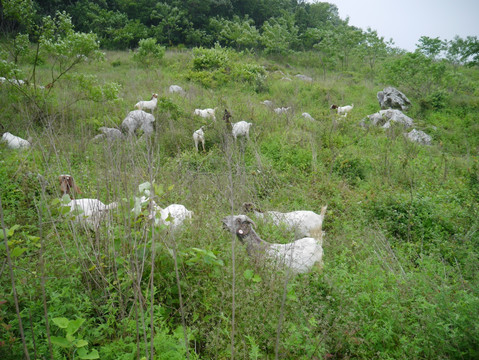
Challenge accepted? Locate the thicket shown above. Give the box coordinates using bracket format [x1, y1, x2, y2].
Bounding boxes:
[1, 1, 479, 360]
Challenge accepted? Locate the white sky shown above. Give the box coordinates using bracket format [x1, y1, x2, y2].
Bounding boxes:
[312, 0, 479, 51]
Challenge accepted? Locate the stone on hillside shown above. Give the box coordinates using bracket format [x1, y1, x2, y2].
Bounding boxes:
[405, 129, 432, 145]
[93, 127, 124, 142]
[169, 85, 186, 95]
[377, 87, 411, 111]
[363, 109, 414, 129]
[295, 74, 313, 82]
[302, 112, 315, 121]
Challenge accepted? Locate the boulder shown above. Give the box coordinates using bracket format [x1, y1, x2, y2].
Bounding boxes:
[377, 87, 411, 111]
[295, 74, 313, 82]
[363, 109, 414, 129]
[169, 85, 186, 95]
[405, 129, 432, 145]
[93, 127, 124, 142]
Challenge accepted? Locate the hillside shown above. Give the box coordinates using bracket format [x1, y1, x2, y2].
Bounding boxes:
[1, 43, 479, 359]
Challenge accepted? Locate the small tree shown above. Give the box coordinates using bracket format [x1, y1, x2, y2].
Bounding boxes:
[132, 37, 166, 67]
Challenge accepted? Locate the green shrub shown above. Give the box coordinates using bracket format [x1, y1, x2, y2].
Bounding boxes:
[133, 37, 166, 66]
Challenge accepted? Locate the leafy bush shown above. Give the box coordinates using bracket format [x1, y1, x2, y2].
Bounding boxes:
[132, 37, 165, 66]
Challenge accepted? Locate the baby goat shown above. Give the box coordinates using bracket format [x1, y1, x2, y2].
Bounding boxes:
[330, 103, 354, 117]
[135, 93, 158, 112]
[59, 174, 81, 198]
[222, 206, 327, 274]
[193, 126, 205, 152]
[243, 203, 326, 238]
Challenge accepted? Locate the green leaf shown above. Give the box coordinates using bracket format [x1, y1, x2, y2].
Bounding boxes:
[67, 317, 85, 335]
[11, 247, 27, 258]
[75, 339, 88, 348]
[77, 348, 100, 359]
[252, 274, 262, 283]
[52, 317, 70, 329]
[50, 336, 71, 348]
[243, 269, 254, 280]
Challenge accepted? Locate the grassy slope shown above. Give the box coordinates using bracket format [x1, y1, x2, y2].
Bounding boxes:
[1, 49, 478, 359]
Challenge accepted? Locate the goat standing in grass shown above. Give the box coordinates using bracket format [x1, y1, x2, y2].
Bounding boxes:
[135, 93, 158, 112]
[193, 126, 205, 152]
[222, 205, 327, 274]
[330, 103, 354, 117]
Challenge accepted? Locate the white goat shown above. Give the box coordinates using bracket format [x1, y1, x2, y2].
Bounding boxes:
[135, 196, 193, 231]
[243, 203, 326, 238]
[232, 121, 252, 140]
[121, 110, 155, 136]
[222, 206, 327, 274]
[193, 126, 205, 152]
[135, 93, 158, 112]
[66, 198, 118, 230]
[194, 108, 216, 121]
[302, 112, 315, 121]
[274, 107, 291, 114]
[92, 127, 124, 142]
[330, 104, 354, 117]
[1, 132, 31, 149]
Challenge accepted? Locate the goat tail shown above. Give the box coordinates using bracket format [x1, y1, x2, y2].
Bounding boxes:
[310, 205, 327, 245]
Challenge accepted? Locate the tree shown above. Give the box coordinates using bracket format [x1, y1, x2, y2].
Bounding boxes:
[358, 27, 390, 77]
[260, 15, 298, 54]
[213, 15, 260, 51]
[416, 36, 445, 60]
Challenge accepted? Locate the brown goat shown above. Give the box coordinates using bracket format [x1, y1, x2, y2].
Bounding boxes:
[59, 174, 81, 198]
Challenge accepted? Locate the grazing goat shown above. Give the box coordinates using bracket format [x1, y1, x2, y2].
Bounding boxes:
[302, 112, 315, 121]
[121, 110, 155, 136]
[222, 206, 327, 274]
[330, 104, 354, 117]
[92, 127, 124, 142]
[135, 93, 158, 112]
[67, 198, 118, 230]
[274, 107, 291, 114]
[136, 196, 193, 231]
[193, 126, 205, 152]
[194, 108, 216, 121]
[1, 132, 31, 149]
[243, 203, 326, 238]
[232, 121, 252, 140]
[59, 174, 81, 198]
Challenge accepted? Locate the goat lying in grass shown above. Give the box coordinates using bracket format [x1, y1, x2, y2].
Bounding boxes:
[243, 203, 326, 238]
[1, 132, 32, 149]
[135, 196, 193, 231]
[222, 206, 327, 274]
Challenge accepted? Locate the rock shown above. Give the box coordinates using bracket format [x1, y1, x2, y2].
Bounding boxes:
[261, 100, 273, 107]
[295, 74, 313, 82]
[377, 87, 411, 111]
[121, 110, 155, 136]
[169, 85, 185, 95]
[405, 129, 432, 145]
[365, 109, 414, 129]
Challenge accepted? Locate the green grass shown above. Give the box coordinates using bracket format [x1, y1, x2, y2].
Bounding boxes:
[1, 48, 478, 359]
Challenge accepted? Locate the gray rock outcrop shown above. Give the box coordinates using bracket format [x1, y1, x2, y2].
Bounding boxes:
[295, 74, 313, 82]
[121, 110, 155, 136]
[93, 127, 124, 142]
[405, 129, 432, 145]
[377, 87, 411, 111]
[362, 109, 414, 129]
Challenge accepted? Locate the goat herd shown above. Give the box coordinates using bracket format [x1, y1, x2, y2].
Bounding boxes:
[1, 84, 350, 275]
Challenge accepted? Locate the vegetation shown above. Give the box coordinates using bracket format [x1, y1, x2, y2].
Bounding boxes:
[1, 1, 479, 359]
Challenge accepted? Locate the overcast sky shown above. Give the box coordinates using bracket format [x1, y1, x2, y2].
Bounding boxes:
[313, 0, 479, 51]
